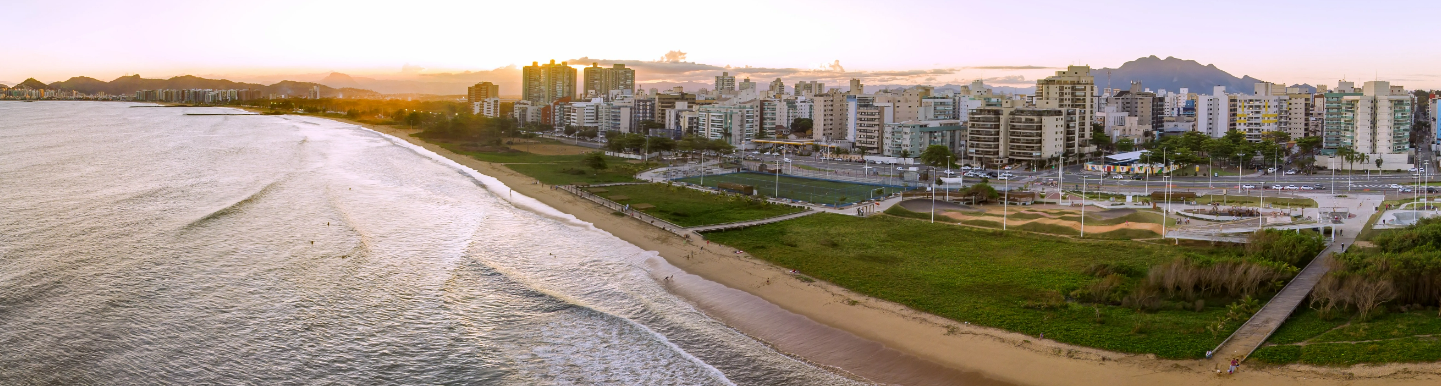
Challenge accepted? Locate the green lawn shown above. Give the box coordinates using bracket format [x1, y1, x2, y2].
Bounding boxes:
[703, 213, 1259, 359]
[427, 140, 653, 185]
[1195, 195, 1317, 208]
[1253, 308, 1441, 366]
[584, 183, 804, 227]
[676, 172, 908, 205]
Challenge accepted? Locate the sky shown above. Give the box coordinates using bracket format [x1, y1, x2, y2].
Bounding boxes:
[4, 0, 1440, 89]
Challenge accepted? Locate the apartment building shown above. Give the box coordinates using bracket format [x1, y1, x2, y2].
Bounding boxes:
[1034, 65, 1096, 157]
[966, 100, 1071, 167]
[810, 92, 849, 143]
[653, 88, 698, 121]
[715, 72, 736, 92]
[1232, 82, 1288, 142]
[523, 60, 577, 104]
[466, 82, 500, 103]
[1320, 80, 1414, 169]
[471, 98, 501, 118]
[883, 120, 964, 158]
[1111, 82, 1162, 132]
[1195, 86, 1230, 137]
[794, 81, 824, 97]
[697, 103, 757, 146]
[581, 63, 635, 100]
[512, 100, 543, 124]
[767, 78, 785, 95]
[848, 79, 864, 94]
[846, 95, 887, 152]
[1285, 87, 1318, 139]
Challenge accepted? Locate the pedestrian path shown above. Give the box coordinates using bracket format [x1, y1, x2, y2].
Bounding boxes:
[688, 210, 821, 232]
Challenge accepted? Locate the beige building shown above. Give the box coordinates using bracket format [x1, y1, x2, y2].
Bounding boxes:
[581, 63, 635, 100]
[967, 99, 1071, 167]
[810, 92, 849, 143]
[1034, 65, 1096, 158]
[522, 60, 576, 104]
[466, 82, 499, 103]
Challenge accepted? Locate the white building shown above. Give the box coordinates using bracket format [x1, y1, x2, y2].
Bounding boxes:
[697, 103, 757, 146]
[1195, 86, 1230, 137]
[471, 98, 501, 118]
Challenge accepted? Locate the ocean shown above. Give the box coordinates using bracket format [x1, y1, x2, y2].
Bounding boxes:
[0, 102, 867, 385]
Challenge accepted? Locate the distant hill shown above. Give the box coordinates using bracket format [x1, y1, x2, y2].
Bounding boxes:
[1096, 56, 1265, 95]
[41, 74, 376, 98]
[15, 78, 50, 90]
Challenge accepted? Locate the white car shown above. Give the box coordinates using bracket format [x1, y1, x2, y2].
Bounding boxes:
[1112, 174, 1125, 180]
[997, 175, 1010, 180]
[1271, 185, 1283, 190]
[1285, 170, 1297, 175]
[1242, 184, 1256, 189]
[1285, 185, 1298, 190]
[783, 158, 792, 163]
[1300, 185, 1314, 190]
[1410, 167, 1418, 172]
[1390, 184, 1403, 189]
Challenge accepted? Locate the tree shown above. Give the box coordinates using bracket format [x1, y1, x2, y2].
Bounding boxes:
[1376, 157, 1384, 170]
[791, 118, 813, 134]
[563, 125, 578, 136]
[1116, 138, 1136, 152]
[900, 149, 911, 158]
[960, 183, 999, 204]
[581, 152, 608, 173]
[1090, 129, 1112, 152]
[918, 145, 953, 167]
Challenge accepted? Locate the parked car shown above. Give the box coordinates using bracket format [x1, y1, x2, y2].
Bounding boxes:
[1300, 185, 1314, 190]
[1132, 175, 1144, 180]
[1271, 185, 1283, 190]
[1242, 184, 1256, 189]
[1112, 174, 1125, 180]
[1285, 185, 1298, 190]
[1389, 184, 1403, 189]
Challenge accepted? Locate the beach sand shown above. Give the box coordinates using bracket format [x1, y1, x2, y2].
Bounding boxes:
[328, 116, 1440, 385]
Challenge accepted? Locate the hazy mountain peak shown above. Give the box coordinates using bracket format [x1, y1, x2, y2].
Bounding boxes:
[1097, 56, 1264, 94]
[16, 78, 49, 89]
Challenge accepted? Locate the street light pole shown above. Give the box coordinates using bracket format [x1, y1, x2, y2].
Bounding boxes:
[1080, 176, 1086, 237]
[1004, 176, 1009, 230]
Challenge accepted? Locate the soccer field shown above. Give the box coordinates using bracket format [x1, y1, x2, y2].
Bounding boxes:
[674, 172, 908, 205]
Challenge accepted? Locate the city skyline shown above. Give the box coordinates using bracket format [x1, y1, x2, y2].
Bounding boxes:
[6, 0, 1441, 89]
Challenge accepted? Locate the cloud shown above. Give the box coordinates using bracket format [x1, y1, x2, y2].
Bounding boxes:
[820, 60, 845, 72]
[967, 65, 1055, 70]
[400, 63, 426, 75]
[981, 75, 1030, 85]
[659, 50, 687, 63]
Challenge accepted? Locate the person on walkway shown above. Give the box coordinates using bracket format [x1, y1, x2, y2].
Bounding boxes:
[1229, 358, 1239, 374]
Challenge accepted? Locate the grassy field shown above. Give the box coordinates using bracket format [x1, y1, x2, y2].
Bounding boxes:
[1252, 308, 1441, 366]
[886, 205, 1173, 240]
[583, 183, 804, 227]
[675, 172, 908, 205]
[431, 140, 655, 185]
[703, 213, 1264, 359]
[1195, 194, 1317, 208]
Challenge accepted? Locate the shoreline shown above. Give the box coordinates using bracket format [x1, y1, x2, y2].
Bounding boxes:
[258, 108, 1440, 385]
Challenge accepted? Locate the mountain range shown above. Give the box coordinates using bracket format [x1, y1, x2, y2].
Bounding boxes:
[21, 75, 381, 98]
[1095, 56, 1266, 95]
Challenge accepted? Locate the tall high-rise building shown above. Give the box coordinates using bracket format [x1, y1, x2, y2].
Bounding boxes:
[582, 63, 634, 99]
[848, 79, 864, 94]
[739, 78, 756, 92]
[522, 60, 577, 104]
[768, 78, 785, 95]
[1034, 65, 1096, 157]
[715, 72, 736, 92]
[1322, 80, 1414, 165]
[467, 82, 499, 103]
[794, 81, 825, 97]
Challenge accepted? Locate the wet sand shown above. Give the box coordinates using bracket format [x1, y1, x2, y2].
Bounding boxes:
[313, 116, 1440, 385]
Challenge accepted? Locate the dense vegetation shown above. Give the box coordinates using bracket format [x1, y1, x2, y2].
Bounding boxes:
[584, 184, 804, 227]
[703, 214, 1325, 358]
[1254, 218, 1441, 365]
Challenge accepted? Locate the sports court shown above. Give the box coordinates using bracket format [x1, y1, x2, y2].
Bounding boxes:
[674, 172, 908, 206]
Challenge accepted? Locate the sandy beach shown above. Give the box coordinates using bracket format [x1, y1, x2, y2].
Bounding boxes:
[336, 117, 1440, 385]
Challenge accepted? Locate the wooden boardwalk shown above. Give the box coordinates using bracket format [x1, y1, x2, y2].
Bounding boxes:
[1211, 238, 1350, 366]
[689, 210, 820, 232]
